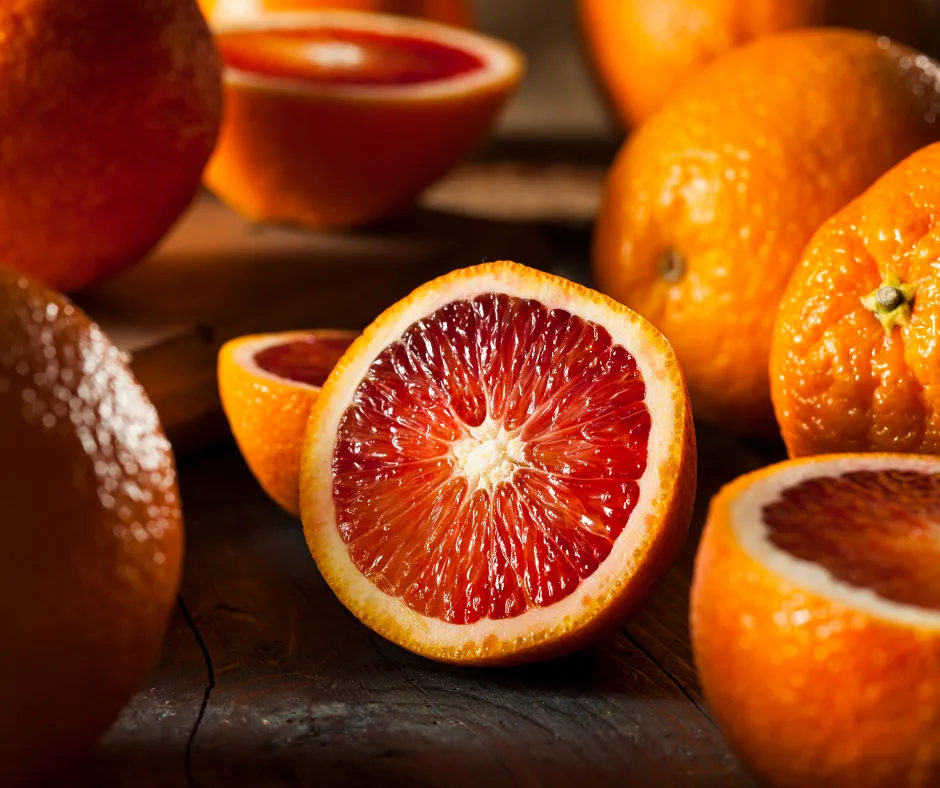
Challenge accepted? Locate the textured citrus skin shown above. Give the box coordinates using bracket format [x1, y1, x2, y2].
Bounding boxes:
[593, 29, 940, 436]
[0, 0, 222, 292]
[200, 0, 472, 27]
[0, 271, 183, 786]
[577, 0, 929, 128]
[300, 261, 697, 665]
[691, 456, 940, 788]
[218, 330, 358, 514]
[772, 143, 940, 458]
[205, 14, 523, 229]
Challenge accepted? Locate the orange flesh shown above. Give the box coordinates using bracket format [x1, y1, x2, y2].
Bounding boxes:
[332, 293, 651, 624]
[763, 469, 940, 610]
[253, 335, 354, 387]
[217, 28, 485, 86]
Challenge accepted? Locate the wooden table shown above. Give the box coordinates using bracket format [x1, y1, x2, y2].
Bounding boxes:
[79, 416, 783, 787]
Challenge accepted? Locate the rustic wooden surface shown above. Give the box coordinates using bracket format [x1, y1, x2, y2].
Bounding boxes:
[78, 423, 783, 788]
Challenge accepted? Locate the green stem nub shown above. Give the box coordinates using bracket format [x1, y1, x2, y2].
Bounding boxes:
[861, 272, 917, 333]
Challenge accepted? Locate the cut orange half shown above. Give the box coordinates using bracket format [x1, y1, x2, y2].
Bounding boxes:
[300, 261, 696, 665]
[691, 455, 940, 788]
[204, 12, 524, 229]
[219, 329, 358, 514]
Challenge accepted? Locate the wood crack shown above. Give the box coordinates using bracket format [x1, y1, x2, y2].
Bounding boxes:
[623, 628, 716, 727]
[178, 594, 216, 788]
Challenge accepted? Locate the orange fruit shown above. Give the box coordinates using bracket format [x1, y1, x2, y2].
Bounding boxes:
[577, 0, 932, 128]
[300, 261, 696, 665]
[691, 454, 940, 788]
[200, 0, 473, 28]
[772, 141, 940, 458]
[204, 11, 524, 229]
[593, 29, 940, 437]
[0, 0, 222, 293]
[0, 270, 183, 786]
[219, 329, 358, 514]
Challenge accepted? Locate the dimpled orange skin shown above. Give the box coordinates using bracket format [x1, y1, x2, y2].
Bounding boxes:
[200, 0, 473, 27]
[577, 0, 929, 129]
[691, 457, 940, 788]
[205, 16, 523, 229]
[0, 271, 183, 786]
[0, 0, 222, 293]
[772, 143, 940, 457]
[593, 29, 940, 437]
[218, 331, 358, 514]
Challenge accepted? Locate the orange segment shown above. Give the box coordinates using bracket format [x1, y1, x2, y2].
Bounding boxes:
[691, 455, 940, 788]
[205, 12, 524, 229]
[301, 261, 696, 664]
[218, 329, 358, 514]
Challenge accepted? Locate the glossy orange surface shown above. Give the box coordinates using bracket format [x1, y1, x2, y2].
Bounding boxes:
[0, 271, 183, 786]
[692, 456, 940, 787]
[772, 142, 940, 457]
[0, 0, 221, 292]
[593, 29, 940, 436]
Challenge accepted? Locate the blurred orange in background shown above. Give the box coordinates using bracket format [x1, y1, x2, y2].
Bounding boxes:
[0, 0, 222, 292]
[204, 12, 524, 229]
[199, 0, 473, 27]
[578, 0, 934, 128]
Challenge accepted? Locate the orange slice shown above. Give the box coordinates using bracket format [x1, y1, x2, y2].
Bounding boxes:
[204, 12, 524, 229]
[218, 329, 358, 514]
[300, 261, 696, 665]
[691, 454, 940, 788]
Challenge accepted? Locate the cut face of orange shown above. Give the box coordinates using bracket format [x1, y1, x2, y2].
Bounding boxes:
[301, 262, 696, 664]
[204, 12, 524, 229]
[219, 329, 358, 515]
[691, 455, 940, 788]
[199, 0, 474, 29]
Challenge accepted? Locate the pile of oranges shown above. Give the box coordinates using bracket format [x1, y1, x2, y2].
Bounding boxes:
[6, 0, 940, 786]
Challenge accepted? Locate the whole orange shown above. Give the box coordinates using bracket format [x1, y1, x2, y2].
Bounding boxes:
[593, 29, 940, 436]
[0, 271, 184, 785]
[0, 0, 222, 292]
[772, 141, 940, 458]
[577, 0, 932, 128]
[199, 0, 473, 27]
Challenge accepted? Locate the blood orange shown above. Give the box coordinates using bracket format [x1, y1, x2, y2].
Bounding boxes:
[204, 12, 524, 229]
[692, 454, 940, 787]
[219, 329, 358, 514]
[300, 262, 696, 664]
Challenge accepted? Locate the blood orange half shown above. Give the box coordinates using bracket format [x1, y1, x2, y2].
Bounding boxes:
[692, 454, 940, 788]
[204, 12, 524, 229]
[219, 329, 358, 514]
[300, 262, 696, 664]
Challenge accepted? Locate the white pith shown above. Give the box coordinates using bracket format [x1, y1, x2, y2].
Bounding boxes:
[232, 330, 358, 390]
[213, 11, 524, 102]
[302, 265, 687, 654]
[451, 417, 525, 494]
[731, 454, 940, 629]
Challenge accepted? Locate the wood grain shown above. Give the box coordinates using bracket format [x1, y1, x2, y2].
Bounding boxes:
[83, 433, 766, 788]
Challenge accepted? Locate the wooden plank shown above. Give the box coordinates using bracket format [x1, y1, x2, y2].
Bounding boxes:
[85, 437, 757, 787]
